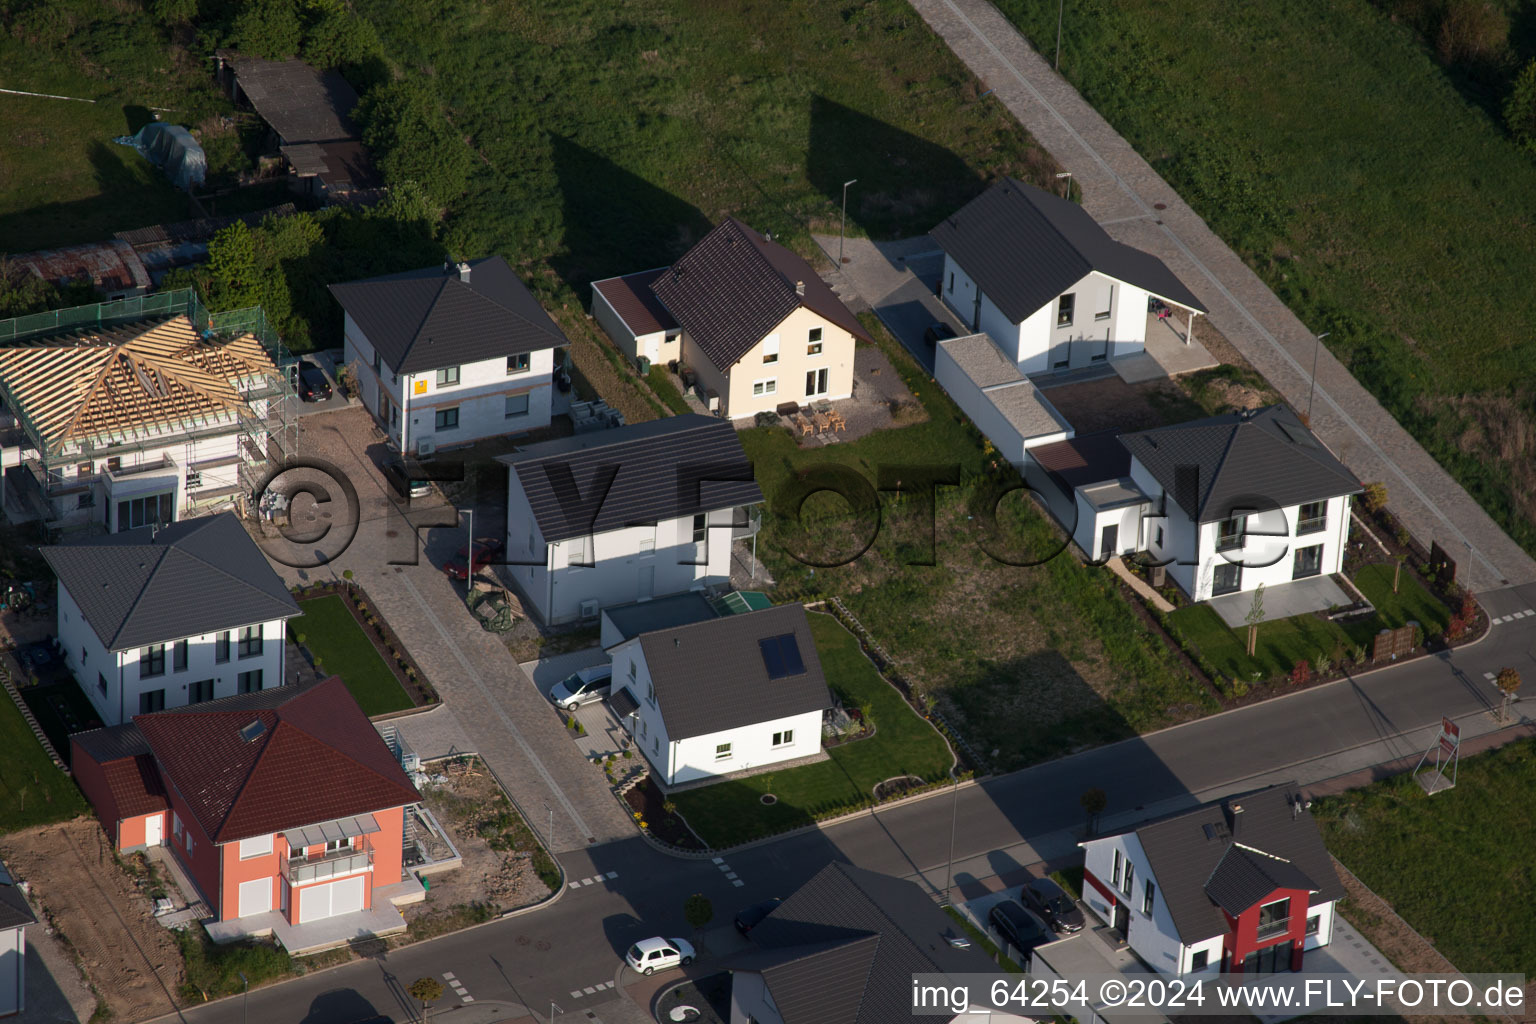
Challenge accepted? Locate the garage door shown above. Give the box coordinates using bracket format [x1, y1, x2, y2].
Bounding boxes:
[298, 875, 367, 923]
[238, 878, 272, 918]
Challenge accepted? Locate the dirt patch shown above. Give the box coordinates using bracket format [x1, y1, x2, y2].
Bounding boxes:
[410, 756, 555, 931]
[0, 818, 184, 1024]
[1040, 375, 1175, 434]
[550, 308, 664, 426]
[1201, 376, 1267, 411]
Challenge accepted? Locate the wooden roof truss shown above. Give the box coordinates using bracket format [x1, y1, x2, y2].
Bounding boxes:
[0, 316, 280, 457]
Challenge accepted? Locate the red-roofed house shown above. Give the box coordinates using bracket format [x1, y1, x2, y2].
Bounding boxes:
[71, 677, 429, 949]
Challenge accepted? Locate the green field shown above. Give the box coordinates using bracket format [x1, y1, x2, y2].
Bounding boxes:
[0, 694, 87, 831]
[288, 595, 413, 717]
[741, 316, 1214, 772]
[994, 0, 1536, 557]
[1314, 738, 1536, 974]
[672, 612, 953, 847]
[1166, 563, 1453, 684]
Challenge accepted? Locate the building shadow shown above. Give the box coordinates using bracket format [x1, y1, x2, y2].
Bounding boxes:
[548, 134, 712, 294]
[299, 987, 386, 1024]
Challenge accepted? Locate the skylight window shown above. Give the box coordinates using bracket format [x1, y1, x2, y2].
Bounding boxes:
[239, 719, 267, 743]
[758, 633, 806, 679]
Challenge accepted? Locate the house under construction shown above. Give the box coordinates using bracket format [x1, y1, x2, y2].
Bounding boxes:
[0, 290, 295, 535]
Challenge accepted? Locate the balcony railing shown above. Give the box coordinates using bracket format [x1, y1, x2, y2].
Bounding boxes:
[281, 837, 374, 885]
[1256, 917, 1291, 940]
[1216, 533, 1243, 552]
[1296, 516, 1328, 536]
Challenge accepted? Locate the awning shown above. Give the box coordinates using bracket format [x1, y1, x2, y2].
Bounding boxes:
[608, 688, 640, 718]
[283, 813, 380, 849]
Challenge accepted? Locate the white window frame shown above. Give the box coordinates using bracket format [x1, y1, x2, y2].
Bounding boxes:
[752, 378, 777, 396]
[435, 366, 461, 387]
[762, 334, 780, 364]
[772, 729, 793, 748]
[714, 742, 733, 761]
[1095, 283, 1113, 321]
[239, 834, 274, 860]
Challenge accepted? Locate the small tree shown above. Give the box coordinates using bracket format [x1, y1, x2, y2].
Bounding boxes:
[684, 892, 713, 944]
[409, 977, 444, 1018]
[1080, 787, 1107, 837]
[1496, 667, 1522, 721]
[1361, 482, 1389, 514]
[1244, 583, 1267, 657]
[1507, 59, 1536, 152]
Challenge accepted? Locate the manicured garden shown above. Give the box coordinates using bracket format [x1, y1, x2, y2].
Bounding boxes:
[670, 612, 954, 847]
[995, 0, 1536, 557]
[288, 595, 414, 716]
[1313, 738, 1536, 974]
[1165, 563, 1453, 687]
[0, 694, 88, 831]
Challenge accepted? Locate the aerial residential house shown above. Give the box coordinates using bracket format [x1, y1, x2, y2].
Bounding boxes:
[42, 513, 301, 726]
[726, 862, 1031, 1024]
[330, 257, 569, 457]
[589, 268, 682, 370]
[931, 179, 1206, 374]
[1118, 406, 1361, 601]
[213, 52, 380, 200]
[607, 603, 832, 787]
[70, 677, 429, 951]
[0, 299, 292, 534]
[0, 862, 34, 1018]
[498, 414, 762, 625]
[645, 218, 873, 419]
[1078, 785, 1346, 976]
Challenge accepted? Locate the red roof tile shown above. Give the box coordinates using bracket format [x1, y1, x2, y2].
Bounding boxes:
[133, 677, 419, 844]
[592, 268, 677, 337]
[101, 754, 169, 820]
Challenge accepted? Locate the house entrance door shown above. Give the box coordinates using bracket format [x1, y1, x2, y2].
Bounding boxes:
[144, 813, 163, 847]
[1100, 524, 1119, 560]
[1112, 903, 1130, 940]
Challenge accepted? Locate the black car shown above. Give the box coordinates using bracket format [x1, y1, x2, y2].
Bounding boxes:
[988, 899, 1052, 959]
[297, 361, 333, 402]
[1022, 877, 1086, 933]
[923, 322, 957, 346]
[734, 897, 783, 936]
[381, 456, 433, 500]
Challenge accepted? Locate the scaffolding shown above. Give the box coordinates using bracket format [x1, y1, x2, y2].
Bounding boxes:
[0, 289, 296, 534]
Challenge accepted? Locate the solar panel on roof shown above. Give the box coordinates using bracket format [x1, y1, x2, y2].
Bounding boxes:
[759, 633, 806, 679]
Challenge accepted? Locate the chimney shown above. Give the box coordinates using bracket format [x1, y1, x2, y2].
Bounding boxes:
[1224, 800, 1244, 833]
[456, 261, 471, 283]
[795, 280, 805, 296]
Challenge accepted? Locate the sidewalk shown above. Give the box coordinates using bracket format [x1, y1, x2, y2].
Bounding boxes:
[907, 0, 1536, 594]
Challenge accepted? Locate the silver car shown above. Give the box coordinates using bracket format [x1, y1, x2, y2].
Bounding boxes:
[550, 664, 613, 711]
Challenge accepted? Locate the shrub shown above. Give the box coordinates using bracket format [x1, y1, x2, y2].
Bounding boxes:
[1507, 60, 1536, 153]
[1361, 482, 1389, 514]
[232, 0, 303, 60]
[357, 79, 476, 209]
[1459, 593, 1477, 621]
[177, 930, 292, 1000]
[1435, 0, 1508, 64]
[1289, 659, 1312, 687]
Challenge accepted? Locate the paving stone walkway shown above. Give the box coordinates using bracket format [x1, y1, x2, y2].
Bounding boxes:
[908, 0, 1536, 594]
[265, 407, 635, 852]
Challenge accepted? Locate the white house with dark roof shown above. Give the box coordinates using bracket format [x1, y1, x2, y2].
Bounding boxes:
[606, 603, 832, 786]
[41, 513, 301, 725]
[0, 862, 35, 1018]
[497, 414, 762, 626]
[725, 861, 1031, 1024]
[646, 218, 873, 419]
[329, 257, 568, 456]
[1078, 785, 1345, 977]
[932, 179, 1206, 374]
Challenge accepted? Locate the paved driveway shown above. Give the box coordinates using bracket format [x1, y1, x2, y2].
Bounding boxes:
[256, 406, 635, 851]
[813, 234, 965, 375]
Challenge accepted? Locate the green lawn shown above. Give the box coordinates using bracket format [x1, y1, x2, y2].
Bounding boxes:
[1313, 739, 1536, 974]
[671, 612, 953, 847]
[288, 596, 413, 716]
[745, 315, 1214, 772]
[1166, 564, 1452, 684]
[994, 0, 1536, 556]
[646, 366, 692, 416]
[0, 694, 88, 831]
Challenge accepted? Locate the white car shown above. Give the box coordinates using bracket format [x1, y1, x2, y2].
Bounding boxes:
[625, 936, 695, 975]
[550, 665, 613, 711]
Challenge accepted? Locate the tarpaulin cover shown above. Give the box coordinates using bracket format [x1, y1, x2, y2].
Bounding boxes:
[113, 122, 207, 190]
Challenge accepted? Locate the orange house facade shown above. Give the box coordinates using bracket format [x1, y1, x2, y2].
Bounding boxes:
[72, 677, 423, 949]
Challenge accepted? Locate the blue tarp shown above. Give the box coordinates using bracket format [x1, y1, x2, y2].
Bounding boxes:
[112, 122, 206, 190]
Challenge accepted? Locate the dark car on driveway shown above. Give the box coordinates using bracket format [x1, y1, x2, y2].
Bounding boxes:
[1022, 877, 1086, 933]
[923, 322, 957, 346]
[381, 456, 433, 500]
[297, 361, 332, 402]
[734, 897, 782, 936]
[443, 538, 506, 580]
[988, 899, 1052, 960]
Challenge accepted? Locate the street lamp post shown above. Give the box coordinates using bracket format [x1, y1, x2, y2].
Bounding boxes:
[460, 507, 474, 605]
[839, 178, 858, 265]
[543, 800, 554, 851]
[239, 972, 249, 1024]
[1055, 171, 1072, 199]
[1306, 332, 1330, 424]
[943, 770, 960, 905]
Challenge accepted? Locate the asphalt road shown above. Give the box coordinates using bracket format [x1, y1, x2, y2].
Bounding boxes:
[155, 605, 1536, 1024]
